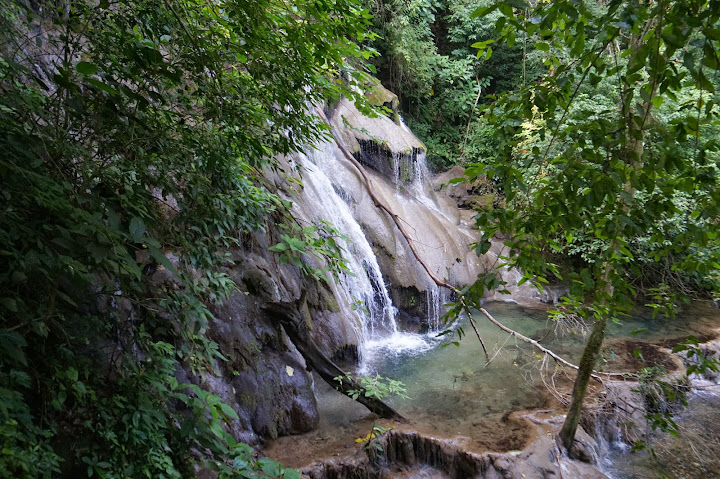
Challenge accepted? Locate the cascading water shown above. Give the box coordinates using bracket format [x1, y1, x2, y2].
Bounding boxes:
[426, 286, 448, 333]
[390, 150, 442, 216]
[297, 144, 435, 368]
[296, 149, 397, 337]
[389, 148, 452, 331]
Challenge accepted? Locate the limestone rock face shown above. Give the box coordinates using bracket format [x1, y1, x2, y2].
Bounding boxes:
[432, 165, 498, 212]
[329, 98, 425, 183]
[300, 425, 610, 479]
[362, 76, 400, 117]
[155, 225, 362, 445]
[206, 247, 319, 441]
[323, 92, 556, 312]
[299, 136, 489, 319]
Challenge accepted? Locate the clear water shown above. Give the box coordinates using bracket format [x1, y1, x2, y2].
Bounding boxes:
[366, 302, 690, 415]
[267, 300, 719, 474]
[310, 303, 559, 447]
[322, 301, 718, 446]
[369, 303, 552, 415]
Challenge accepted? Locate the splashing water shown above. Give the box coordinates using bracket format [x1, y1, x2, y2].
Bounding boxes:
[426, 286, 448, 334]
[299, 145, 445, 371]
[298, 148, 397, 342]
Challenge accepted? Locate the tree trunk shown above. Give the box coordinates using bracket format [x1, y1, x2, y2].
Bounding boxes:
[558, 314, 607, 453]
[558, 23, 657, 452]
[262, 300, 407, 423]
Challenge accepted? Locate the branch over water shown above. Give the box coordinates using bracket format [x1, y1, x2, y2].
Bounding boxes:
[315, 105, 628, 381]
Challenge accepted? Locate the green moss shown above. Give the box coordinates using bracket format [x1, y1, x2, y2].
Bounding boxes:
[238, 393, 257, 407]
[321, 288, 340, 312]
[364, 80, 398, 108]
[398, 155, 414, 183]
[363, 77, 402, 124]
[473, 194, 495, 212]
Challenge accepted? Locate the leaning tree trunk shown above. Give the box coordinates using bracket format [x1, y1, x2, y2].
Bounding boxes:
[262, 298, 407, 423]
[558, 315, 608, 453]
[558, 14, 659, 449]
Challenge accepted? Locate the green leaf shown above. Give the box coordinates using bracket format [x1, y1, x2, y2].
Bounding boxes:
[503, 0, 529, 8]
[651, 96, 664, 109]
[75, 61, 98, 75]
[0, 297, 18, 312]
[0, 330, 28, 366]
[148, 245, 179, 276]
[129, 217, 146, 243]
[209, 420, 225, 439]
[258, 458, 281, 477]
[470, 4, 498, 18]
[219, 402, 239, 420]
[475, 238, 491, 255]
[86, 77, 120, 95]
[268, 243, 287, 252]
[579, 269, 595, 289]
[73, 380, 87, 395]
[56, 290, 78, 308]
[283, 469, 301, 479]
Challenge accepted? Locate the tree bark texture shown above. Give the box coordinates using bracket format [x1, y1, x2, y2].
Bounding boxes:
[558, 315, 607, 453]
[262, 300, 407, 423]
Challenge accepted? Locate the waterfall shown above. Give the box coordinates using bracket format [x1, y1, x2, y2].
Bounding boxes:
[298, 143, 437, 369]
[426, 286, 448, 333]
[297, 148, 398, 341]
[389, 148, 459, 229]
[390, 150, 435, 209]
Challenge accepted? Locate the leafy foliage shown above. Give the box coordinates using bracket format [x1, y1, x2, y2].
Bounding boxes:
[334, 373, 409, 401]
[673, 336, 720, 377]
[365, 0, 543, 171]
[462, 0, 720, 447]
[269, 220, 352, 283]
[334, 373, 406, 457]
[469, 0, 720, 309]
[0, 0, 374, 475]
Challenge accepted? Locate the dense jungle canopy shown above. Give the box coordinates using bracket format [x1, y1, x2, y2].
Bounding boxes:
[1, 0, 720, 477]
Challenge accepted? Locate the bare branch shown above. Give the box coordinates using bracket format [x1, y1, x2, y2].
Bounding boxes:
[314, 106, 629, 380]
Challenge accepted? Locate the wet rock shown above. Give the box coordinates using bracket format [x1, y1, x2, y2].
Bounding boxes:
[394, 310, 426, 335]
[567, 436, 596, 463]
[432, 166, 499, 212]
[166, 222, 358, 443]
[331, 343, 360, 365]
[204, 272, 320, 440]
[363, 77, 400, 122]
[302, 458, 382, 479]
[300, 427, 609, 479]
[682, 337, 720, 382]
[329, 98, 425, 180]
[356, 166, 486, 293]
[389, 286, 429, 320]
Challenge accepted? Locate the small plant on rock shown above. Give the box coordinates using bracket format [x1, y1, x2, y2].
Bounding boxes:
[334, 373, 408, 459]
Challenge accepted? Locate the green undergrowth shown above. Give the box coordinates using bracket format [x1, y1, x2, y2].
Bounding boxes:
[0, 0, 376, 476]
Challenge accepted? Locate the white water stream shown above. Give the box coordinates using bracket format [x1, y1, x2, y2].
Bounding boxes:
[299, 145, 438, 367]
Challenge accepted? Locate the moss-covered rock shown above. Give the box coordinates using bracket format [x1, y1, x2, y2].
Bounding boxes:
[363, 77, 400, 123]
[328, 92, 426, 184]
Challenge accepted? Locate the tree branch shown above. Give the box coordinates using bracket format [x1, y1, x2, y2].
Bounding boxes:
[262, 298, 407, 423]
[314, 106, 629, 380]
